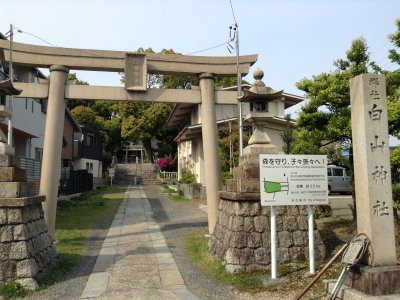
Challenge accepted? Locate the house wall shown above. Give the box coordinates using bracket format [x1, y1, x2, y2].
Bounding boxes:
[179, 101, 286, 185]
[62, 116, 74, 161]
[5, 92, 46, 160]
[193, 103, 251, 124]
[75, 128, 102, 161]
[73, 158, 102, 178]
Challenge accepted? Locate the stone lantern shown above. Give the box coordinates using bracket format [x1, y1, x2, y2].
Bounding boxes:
[0, 79, 22, 155]
[237, 68, 284, 154]
[208, 68, 326, 274]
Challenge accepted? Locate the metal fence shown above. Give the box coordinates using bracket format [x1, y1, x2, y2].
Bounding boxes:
[59, 169, 93, 195]
[19, 157, 41, 179]
[159, 171, 178, 179]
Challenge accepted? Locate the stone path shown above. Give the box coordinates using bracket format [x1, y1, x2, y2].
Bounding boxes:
[80, 185, 200, 300]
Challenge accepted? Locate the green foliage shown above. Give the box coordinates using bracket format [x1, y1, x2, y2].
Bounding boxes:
[71, 104, 124, 168]
[218, 121, 249, 172]
[119, 102, 174, 162]
[392, 184, 400, 209]
[71, 106, 104, 130]
[221, 171, 233, 185]
[214, 77, 249, 88]
[320, 145, 347, 166]
[180, 170, 197, 184]
[161, 184, 189, 202]
[65, 73, 92, 109]
[280, 114, 294, 154]
[313, 204, 333, 219]
[0, 282, 30, 300]
[293, 37, 371, 155]
[390, 147, 400, 183]
[183, 229, 266, 294]
[39, 186, 125, 289]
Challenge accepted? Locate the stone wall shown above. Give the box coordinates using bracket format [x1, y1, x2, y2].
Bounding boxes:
[114, 163, 161, 185]
[178, 184, 206, 199]
[0, 203, 59, 285]
[0, 154, 59, 289]
[209, 199, 326, 273]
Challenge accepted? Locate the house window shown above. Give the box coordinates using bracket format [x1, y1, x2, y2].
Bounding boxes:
[0, 94, 6, 106]
[87, 133, 95, 147]
[86, 162, 93, 170]
[35, 148, 43, 161]
[39, 99, 47, 113]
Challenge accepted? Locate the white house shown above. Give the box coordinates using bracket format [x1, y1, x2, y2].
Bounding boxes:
[165, 81, 304, 185]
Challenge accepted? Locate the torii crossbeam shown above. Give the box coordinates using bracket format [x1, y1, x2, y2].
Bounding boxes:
[0, 39, 257, 238]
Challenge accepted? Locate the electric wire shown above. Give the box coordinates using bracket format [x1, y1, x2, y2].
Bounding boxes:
[370, 40, 390, 57]
[11, 26, 231, 62]
[229, 0, 237, 25]
[386, 62, 400, 70]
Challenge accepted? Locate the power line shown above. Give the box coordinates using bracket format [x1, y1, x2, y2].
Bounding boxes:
[387, 62, 400, 70]
[11, 26, 230, 61]
[370, 40, 390, 57]
[229, 0, 237, 25]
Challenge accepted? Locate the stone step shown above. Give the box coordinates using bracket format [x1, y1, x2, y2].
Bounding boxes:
[0, 182, 36, 198]
[0, 167, 27, 182]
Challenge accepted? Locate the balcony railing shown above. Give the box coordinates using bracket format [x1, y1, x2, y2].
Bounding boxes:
[19, 157, 41, 179]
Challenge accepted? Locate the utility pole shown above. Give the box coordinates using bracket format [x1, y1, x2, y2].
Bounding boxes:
[235, 24, 243, 156]
[8, 23, 13, 147]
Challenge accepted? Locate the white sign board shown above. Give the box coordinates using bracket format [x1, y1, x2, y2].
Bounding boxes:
[259, 154, 328, 206]
[109, 168, 115, 177]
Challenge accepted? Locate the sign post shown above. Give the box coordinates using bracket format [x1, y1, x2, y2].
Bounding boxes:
[260, 154, 328, 278]
[109, 168, 115, 185]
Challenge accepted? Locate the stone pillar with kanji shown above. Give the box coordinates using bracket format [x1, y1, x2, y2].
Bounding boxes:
[344, 74, 400, 296]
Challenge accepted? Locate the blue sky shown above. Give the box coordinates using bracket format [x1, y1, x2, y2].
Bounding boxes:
[1, 0, 400, 142]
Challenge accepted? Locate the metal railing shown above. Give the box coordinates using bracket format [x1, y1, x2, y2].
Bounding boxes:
[19, 157, 41, 179]
[159, 171, 178, 179]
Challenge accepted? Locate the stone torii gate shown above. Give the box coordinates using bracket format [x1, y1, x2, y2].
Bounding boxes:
[0, 39, 257, 238]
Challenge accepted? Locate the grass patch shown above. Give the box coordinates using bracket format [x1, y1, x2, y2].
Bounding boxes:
[162, 184, 189, 202]
[0, 282, 30, 300]
[183, 229, 267, 294]
[36, 186, 126, 289]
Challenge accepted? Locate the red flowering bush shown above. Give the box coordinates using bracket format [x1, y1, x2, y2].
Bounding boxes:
[156, 155, 175, 171]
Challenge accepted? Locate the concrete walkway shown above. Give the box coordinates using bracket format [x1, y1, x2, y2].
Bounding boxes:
[80, 185, 200, 300]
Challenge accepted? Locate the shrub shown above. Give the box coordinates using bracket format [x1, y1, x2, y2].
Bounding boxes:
[180, 170, 197, 184]
[313, 204, 332, 219]
[392, 183, 400, 209]
[156, 155, 175, 171]
[221, 171, 233, 185]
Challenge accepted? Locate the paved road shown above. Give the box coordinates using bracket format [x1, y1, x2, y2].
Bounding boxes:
[329, 194, 353, 218]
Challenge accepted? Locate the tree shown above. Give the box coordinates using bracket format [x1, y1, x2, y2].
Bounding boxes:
[119, 102, 174, 162]
[292, 37, 372, 222]
[70, 106, 104, 129]
[385, 19, 400, 184]
[65, 73, 93, 109]
[71, 103, 124, 168]
[119, 48, 199, 162]
[280, 114, 294, 154]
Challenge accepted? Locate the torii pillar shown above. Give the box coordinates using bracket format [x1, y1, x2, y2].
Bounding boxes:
[39, 65, 69, 239]
[199, 73, 222, 234]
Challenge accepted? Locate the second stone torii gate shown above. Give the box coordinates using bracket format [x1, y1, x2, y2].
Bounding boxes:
[0, 39, 257, 238]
